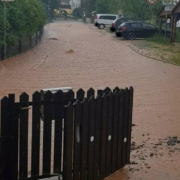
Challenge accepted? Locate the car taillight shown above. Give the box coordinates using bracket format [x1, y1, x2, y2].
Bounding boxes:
[112, 23, 116, 27]
[119, 26, 126, 31]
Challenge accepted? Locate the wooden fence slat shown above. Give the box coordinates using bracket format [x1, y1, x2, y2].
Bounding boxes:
[94, 94, 102, 180]
[43, 91, 53, 174]
[111, 90, 119, 172]
[113, 87, 120, 93]
[73, 100, 82, 180]
[19, 93, 29, 178]
[106, 92, 113, 176]
[80, 98, 89, 180]
[127, 87, 134, 163]
[31, 92, 41, 177]
[117, 90, 124, 169]
[63, 102, 73, 180]
[121, 88, 129, 167]
[0, 97, 9, 179]
[53, 90, 63, 173]
[77, 89, 85, 102]
[100, 93, 108, 179]
[87, 97, 96, 180]
[8, 94, 19, 180]
[87, 88, 95, 99]
[103, 87, 111, 95]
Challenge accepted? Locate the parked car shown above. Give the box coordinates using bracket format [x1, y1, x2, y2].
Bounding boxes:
[94, 14, 118, 29]
[116, 22, 170, 39]
[110, 18, 128, 32]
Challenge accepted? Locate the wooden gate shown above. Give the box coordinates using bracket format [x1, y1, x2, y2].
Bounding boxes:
[0, 87, 133, 180]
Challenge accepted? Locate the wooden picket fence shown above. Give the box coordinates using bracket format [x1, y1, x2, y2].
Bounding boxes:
[0, 87, 133, 180]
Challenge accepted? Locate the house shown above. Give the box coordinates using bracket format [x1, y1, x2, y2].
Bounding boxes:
[60, 0, 71, 9]
[59, 0, 81, 9]
[71, 0, 81, 9]
[158, 0, 180, 42]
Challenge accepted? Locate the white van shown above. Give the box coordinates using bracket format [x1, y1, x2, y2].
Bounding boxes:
[94, 14, 118, 29]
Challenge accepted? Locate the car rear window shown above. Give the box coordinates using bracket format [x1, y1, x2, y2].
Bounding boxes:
[99, 16, 116, 20]
[130, 23, 142, 28]
[120, 23, 126, 27]
[142, 23, 155, 29]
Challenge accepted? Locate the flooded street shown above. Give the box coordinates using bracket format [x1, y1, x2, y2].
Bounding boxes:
[0, 21, 180, 179]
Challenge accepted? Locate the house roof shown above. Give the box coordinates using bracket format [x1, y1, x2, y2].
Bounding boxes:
[172, 1, 180, 13]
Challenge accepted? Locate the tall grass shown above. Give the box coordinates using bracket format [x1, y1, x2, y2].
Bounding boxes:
[147, 34, 170, 45]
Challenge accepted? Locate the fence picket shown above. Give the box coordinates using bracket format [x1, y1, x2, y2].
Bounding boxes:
[106, 92, 113, 176]
[121, 88, 129, 167]
[117, 90, 124, 169]
[80, 98, 89, 180]
[94, 94, 102, 180]
[113, 87, 120, 93]
[111, 90, 119, 172]
[43, 91, 53, 174]
[87, 88, 95, 99]
[127, 87, 134, 163]
[87, 96, 96, 180]
[31, 92, 41, 177]
[53, 90, 63, 174]
[0, 97, 9, 179]
[103, 87, 111, 94]
[100, 93, 108, 179]
[77, 89, 85, 101]
[63, 102, 73, 180]
[19, 93, 29, 178]
[73, 100, 82, 180]
[8, 94, 18, 179]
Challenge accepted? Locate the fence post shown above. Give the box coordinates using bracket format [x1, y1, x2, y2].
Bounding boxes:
[29, 36, 32, 48]
[1, 46, 4, 60]
[19, 39, 22, 53]
[0, 97, 9, 179]
[36, 32, 38, 45]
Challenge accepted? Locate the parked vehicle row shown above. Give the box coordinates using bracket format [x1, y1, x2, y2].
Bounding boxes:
[94, 14, 170, 40]
[116, 22, 170, 40]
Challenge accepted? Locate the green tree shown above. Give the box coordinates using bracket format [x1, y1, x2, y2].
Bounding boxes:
[41, 0, 60, 19]
[82, 0, 97, 16]
[96, 0, 122, 14]
[0, 0, 46, 46]
[120, 0, 162, 21]
[95, 0, 162, 22]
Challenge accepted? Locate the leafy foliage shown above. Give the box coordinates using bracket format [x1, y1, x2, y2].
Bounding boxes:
[0, 0, 46, 46]
[96, 0, 121, 14]
[95, 0, 162, 21]
[73, 7, 83, 18]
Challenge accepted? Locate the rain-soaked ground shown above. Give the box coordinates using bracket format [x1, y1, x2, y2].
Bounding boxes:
[0, 21, 180, 180]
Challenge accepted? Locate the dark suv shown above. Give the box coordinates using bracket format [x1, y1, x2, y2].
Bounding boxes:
[116, 22, 170, 40]
[110, 18, 128, 32]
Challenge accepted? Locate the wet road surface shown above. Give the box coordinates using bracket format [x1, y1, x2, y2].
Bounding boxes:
[0, 21, 180, 180]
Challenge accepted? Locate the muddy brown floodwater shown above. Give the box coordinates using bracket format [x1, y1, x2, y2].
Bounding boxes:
[0, 21, 180, 180]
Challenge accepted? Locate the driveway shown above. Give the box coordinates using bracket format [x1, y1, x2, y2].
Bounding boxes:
[0, 21, 180, 180]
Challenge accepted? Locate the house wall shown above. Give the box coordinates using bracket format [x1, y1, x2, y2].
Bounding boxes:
[71, 0, 81, 9]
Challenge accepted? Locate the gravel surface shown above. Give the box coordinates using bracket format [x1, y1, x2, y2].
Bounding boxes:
[0, 21, 180, 180]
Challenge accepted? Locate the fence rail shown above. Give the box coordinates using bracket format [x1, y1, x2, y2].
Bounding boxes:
[0, 87, 133, 180]
[0, 27, 44, 60]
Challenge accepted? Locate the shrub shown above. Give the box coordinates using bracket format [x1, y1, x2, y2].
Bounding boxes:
[73, 7, 83, 18]
[0, 0, 46, 46]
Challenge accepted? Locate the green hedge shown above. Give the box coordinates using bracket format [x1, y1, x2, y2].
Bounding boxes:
[0, 0, 46, 46]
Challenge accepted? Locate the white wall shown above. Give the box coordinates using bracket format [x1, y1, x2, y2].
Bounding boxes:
[71, 0, 81, 9]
